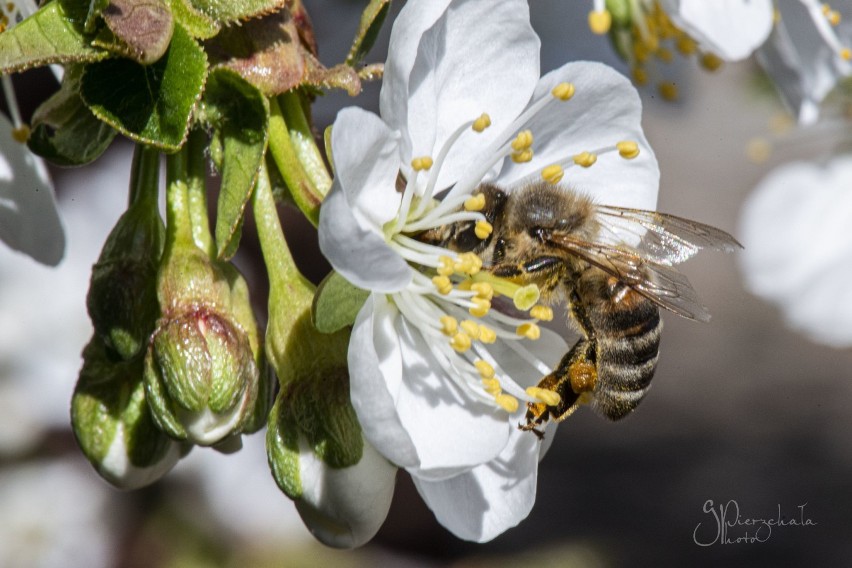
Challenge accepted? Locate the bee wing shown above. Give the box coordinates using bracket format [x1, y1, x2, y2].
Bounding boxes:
[547, 233, 712, 322]
[596, 206, 742, 266]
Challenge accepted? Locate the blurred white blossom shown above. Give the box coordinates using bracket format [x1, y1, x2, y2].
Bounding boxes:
[739, 154, 852, 347]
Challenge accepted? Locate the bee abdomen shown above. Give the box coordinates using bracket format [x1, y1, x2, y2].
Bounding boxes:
[591, 298, 662, 420]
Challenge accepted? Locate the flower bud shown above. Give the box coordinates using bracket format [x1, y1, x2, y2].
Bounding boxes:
[72, 339, 182, 489]
[86, 147, 164, 360]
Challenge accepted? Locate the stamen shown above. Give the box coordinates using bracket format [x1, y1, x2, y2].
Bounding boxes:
[475, 359, 495, 379]
[511, 149, 533, 163]
[440, 316, 458, 336]
[573, 151, 597, 168]
[588, 9, 611, 35]
[11, 125, 29, 143]
[516, 322, 541, 340]
[541, 164, 564, 184]
[471, 282, 494, 300]
[530, 305, 554, 321]
[700, 53, 723, 71]
[478, 325, 497, 344]
[658, 81, 679, 101]
[432, 275, 453, 295]
[616, 141, 640, 159]
[551, 82, 576, 101]
[460, 320, 481, 340]
[411, 156, 433, 171]
[511, 130, 533, 151]
[438, 256, 455, 277]
[802, 0, 851, 61]
[495, 393, 519, 413]
[472, 113, 492, 132]
[474, 220, 493, 239]
[394, 169, 421, 232]
[482, 378, 502, 395]
[469, 297, 491, 318]
[464, 193, 486, 211]
[455, 252, 483, 275]
[450, 332, 472, 352]
[526, 386, 562, 407]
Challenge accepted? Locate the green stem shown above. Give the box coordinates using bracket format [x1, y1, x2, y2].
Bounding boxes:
[128, 144, 160, 209]
[164, 148, 194, 250]
[185, 129, 215, 257]
[278, 90, 332, 196]
[267, 97, 323, 227]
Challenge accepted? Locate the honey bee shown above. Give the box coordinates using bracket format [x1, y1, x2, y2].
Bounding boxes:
[419, 182, 740, 436]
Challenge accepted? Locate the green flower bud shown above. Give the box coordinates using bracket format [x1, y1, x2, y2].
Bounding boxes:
[72, 339, 182, 489]
[87, 147, 164, 360]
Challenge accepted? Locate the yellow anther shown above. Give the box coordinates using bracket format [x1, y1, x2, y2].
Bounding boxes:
[438, 255, 455, 277]
[478, 325, 497, 344]
[632, 67, 648, 86]
[495, 393, 519, 413]
[530, 305, 554, 321]
[676, 36, 697, 56]
[450, 332, 472, 353]
[526, 386, 562, 407]
[456, 279, 473, 292]
[482, 378, 502, 395]
[541, 164, 564, 185]
[411, 156, 433, 171]
[829, 10, 841, 25]
[822, 3, 831, 15]
[474, 220, 493, 240]
[656, 47, 674, 63]
[658, 81, 679, 101]
[460, 319, 481, 340]
[513, 284, 540, 311]
[472, 113, 492, 132]
[471, 282, 494, 300]
[464, 193, 486, 211]
[11, 125, 30, 144]
[773, 8, 781, 23]
[511, 149, 533, 163]
[440, 315, 458, 336]
[616, 141, 640, 159]
[700, 53, 723, 71]
[551, 82, 576, 101]
[573, 151, 597, 168]
[841, 47, 851, 61]
[516, 322, 541, 340]
[511, 130, 533, 151]
[432, 275, 453, 295]
[469, 297, 491, 318]
[588, 9, 612, 34]
[475, 360, 495, 379]
[455, 252, 483, 275]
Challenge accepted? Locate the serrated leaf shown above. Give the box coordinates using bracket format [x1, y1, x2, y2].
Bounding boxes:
[81, 23, 207, 151]
[205, 68, 269, 260]
[101, 0, 174, 65]
[188, 0, 286, 24]
[169, 0, 219, 39]
[345, 0, 390, 67]
[312, 271, 369, 334]
[28, 65, 117, 166]
[0, 0, 109, 74]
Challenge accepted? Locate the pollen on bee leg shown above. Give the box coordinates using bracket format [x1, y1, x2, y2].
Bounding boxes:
[526, 386, 561, 407]
[411, 156, 433, 171]
[573, 151, 597, 168]
[513, 284, 540, 311]
[541, 164, 564, 185]
[551, 82, 576, 101]
[440, 315, 458, 336]
[450, 332, 472, 352]
[432, 275, 453, 295]
[474, 359, 495, 380]
[495, 393, 519, 413]
[464, 193, 486, 211]
[516, 322, 541, 340]
[469, 297, 491, 318]
[472, 113, 492, 132]
[616, 141, 640, 159]
[474, 220, 493, 239]
[530, 305, 554, 321]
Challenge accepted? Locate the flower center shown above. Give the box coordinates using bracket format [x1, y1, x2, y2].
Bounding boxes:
[383, 80, 642, 415]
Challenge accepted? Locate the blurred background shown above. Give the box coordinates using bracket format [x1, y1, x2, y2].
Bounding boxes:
[2, 0, 852, 566]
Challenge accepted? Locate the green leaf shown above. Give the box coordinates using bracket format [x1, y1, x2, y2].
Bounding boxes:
[266, 391, 302, 498]
[204, 68, 269, 260]
[345, 0, 390, 67]
[81, 23, 207, 151]
[169, 0, 219, 39]
[312, 271, 369, 334]
[0, 0, 109, 74]
[28, 66, 117, 166]
[99, 0, 174, 64]
[187, 0, 287, 24]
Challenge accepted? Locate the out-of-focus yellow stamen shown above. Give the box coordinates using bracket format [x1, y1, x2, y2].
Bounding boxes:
[616, 141, 640, 159]
[516, 322, 541, 340]
[11, 125, 30, 143]
[495, 393, 519, 413]
[551, 82, 576, 101]
[411, 156, 433, 171]
[700, 53, 723, 71]
[573, 151, 597, 167]
[632, 67, 648, 86]
[588, 10, 612, 34]
[841, 47, 852, 61]
[541, 164, 564, 184]
[658, 81, 679, 101]
[526, 386, 562, 407]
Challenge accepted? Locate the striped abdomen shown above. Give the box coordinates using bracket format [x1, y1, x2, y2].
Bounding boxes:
[582, 278, 663, 420]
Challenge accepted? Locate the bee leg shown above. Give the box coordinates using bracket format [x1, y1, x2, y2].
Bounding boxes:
[522, 339, 598, 433]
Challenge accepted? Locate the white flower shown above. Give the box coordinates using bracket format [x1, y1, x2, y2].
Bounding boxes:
[1, 0, 65, 265]
[757, 0, 852, 124]
[738, 154, 852, 347]
[319, 0, 659, 541]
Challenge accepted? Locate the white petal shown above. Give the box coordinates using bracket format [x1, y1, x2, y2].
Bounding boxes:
[413, 425, 541, 542]
[0, 115, 65, 265]
[381, 0, 540, 189]
[739, 156, 852, 347]
[348, 296, 420, 468]
[394, 311, 509, 480]
[295, 434, 397, 549]
[496, 61, 659, 244]
[663, 0, 773, 61]
[98, 424, 182, 490]
[318, 183, 413, 293]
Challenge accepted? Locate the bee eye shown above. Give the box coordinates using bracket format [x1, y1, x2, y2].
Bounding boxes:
[493, 237, 506, 262]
